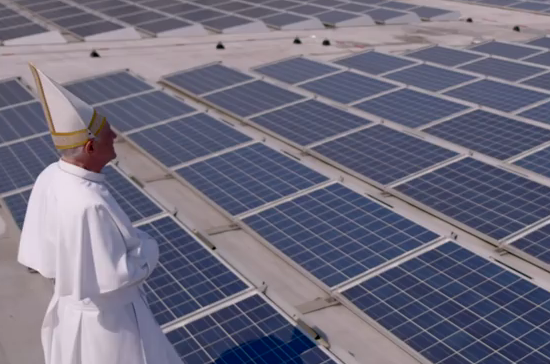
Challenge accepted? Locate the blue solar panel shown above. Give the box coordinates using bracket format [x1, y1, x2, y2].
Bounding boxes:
[176, 143, 329, 216]
[444, 80, 550, 112]
[254, 57, 340, 85]
[521, 72, 550, 91]
[523, 51, 550, 67]
[96, 91, 195, 133]
[355, 89, 470, 128]
[167, 294, 337, 364]
[511, 1, 550, 11]
[395, 157, 550, 241]
[342, 241, 550, 364]
[424, 110, 550, 160]
[204, 80, 306, 117]
[163, 64, 253, 96]
[299, 71, 398, 104]
[250, 99, 372, 146]
[459, 58, 546, 82]
[3, 189, 31, 230]
[0, 135, 59, 194]
[243, 183, 440, 287]
[313, 125, 458, 185]
[405, 46, 484, 67]
[128, 113, 252, 167]
[64, 71, 154, 105]
[0, 101, 48, 144]
[509, 223, 550, 268]
[526, 37, 550, 49]
[141, 216, 249, 326]
[385, 64, 477, 92]
[514, 146, 550, 178]
[520, 101, 550, 125]
[470, 41, 543, 60]
[0, 79, 35, 108]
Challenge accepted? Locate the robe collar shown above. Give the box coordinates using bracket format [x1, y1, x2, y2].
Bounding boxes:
[58, 159, 105, 183]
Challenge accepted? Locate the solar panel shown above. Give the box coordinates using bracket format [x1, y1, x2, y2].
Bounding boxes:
[310, 0, 346, 6]
[261, 13, 311, 27]
[514, 146, 550, 178]
[459, 58, 546, 82]
[511, 1, 550, 10]
[176, 143, 329, 216]
[204, 80, 306, 117]
[64, 71, 154, 105]
[140, 216, 249, 326]
[96, 91, 195, 133]
[522, 51, 550, 67]
[67, 20, 124, 38]
[264, 0, 302, 8]
[179, 9, 225, 22]
[236, 6, 280, 19]
[0, 79, 35, 108]
[243, 183, 440, 287]
[380, 1, 417, 9]
[509, 223, 550, 268]
[250, 99, 372, 146]
[3, 189, 31, 230]
[214, 1, 255, 11]
[526, 37, 550, 49]
[342, 241, 550, 364]
[313, 125, 458, 185]
[315, 10, 366, 24]
[470, 41, 543, 60]
[355, 89, 470, 128]
[334, 51, 416, 75]
[366, 8, 410, 22]
[0, 102, 48, 144]
[385, 64, 477, 92]
[288, 4, 329, 15]
[426, 110, 550, 160]
[253, 57, 340, 85]
[55, 14, 103, 28]
[521, 72, 550, 91]
[137, 18, 194, 33]
[394, 157, 550, 241]
[335, 3, 375, 11]
[166, 294, 338, 364]
[128, 113, 253, 167]
[405, 46, 484, 67]
[300, 72, 398, 104]
[409, 6, 455, 19]
[444, 80, 550, 112]
[0, 135, 58, 194]
[202, 15, 253, 30]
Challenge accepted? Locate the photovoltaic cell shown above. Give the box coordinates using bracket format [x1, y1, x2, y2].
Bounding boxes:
[526, 37, 550, 49]
[0, 135, 58, 194]
[0, 102, 48, 144]
[176, 143, 329, 216]
[204, 80, 306, 117]
[0, 79, 35, 108]
[355, 89, 470, 128]
[96, 91, 195, 132]
[522, 52, 550, 67]
[514, 147, 550, 178]
[405, 46, 484, 67]
[128, 113, 253, 167]
[385, 64, 477, 92]
[521, 72, 550, 91]
[68, 21, 124, 38]
[243, 183, 440, 287]
[0, 24, 48, 41]
[342, 241, 550, 364]
[444, 80, 550, 112]
[424, 110, 550, 160]
[459, 58, 546, 82]
[253, 57, 340, 85]
[395, 157, 550, 240]
[334, 51, 416, 75]
[511, 1, 550, 11]
[250, 99, 372, 146]
[520, 101, 550, 125]
[64, 71, 154, 105]
[3, 189, 31, 230]
[166, 294, 337, 364]
[141, 216, 249, 326]
[470, 41, 543, 60]
[163, 64, 253, 96]
[300, 72, 398, 104]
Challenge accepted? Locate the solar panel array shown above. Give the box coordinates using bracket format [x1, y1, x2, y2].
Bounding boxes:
[0, 3, 51, 43]
[448, 0, 550, 15]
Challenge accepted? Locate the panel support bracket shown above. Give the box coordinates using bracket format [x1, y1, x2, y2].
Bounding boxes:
[205, 223, 241, 236]
[296, 318, 330, 349]
[295, 296, 340, 315]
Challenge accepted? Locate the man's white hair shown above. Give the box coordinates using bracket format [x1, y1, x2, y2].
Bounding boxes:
[59, 145, 85, 159]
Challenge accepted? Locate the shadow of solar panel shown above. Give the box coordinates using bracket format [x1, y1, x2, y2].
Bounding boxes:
[342, 241, 550, 364]
[0, 79, 35, 108]
[0, 135, 58, 194]
[140, 216, 249, 326]
[459, 58, 546, 82]
[164, 64, 253, 96]
[243, 183, 439, 287]
[0, 102, 48, 144]
[355, 89, 470, 128]
[385, 64, 477, 92]
[395, 158, 550, 240]
[128, 113, 252, 167]
[167, 294, 338, 364]
[521, 72, 550, 91]
[444, 80, 549, 112]
[176, 143, 328, 216]
[96, 91, 195, 132]
[314, 125, 458, 185]
[425, 110, 550, 160]
[514, 146, 550, 178]
[470, 41, 542, 60]
[334, 51, 415, 75]
[406, 46, 484, 67]
[3, 189, 31, 230]
[300, 72, 398, 104]
[64, 71, 153, 105]
[204, 80, 306, 117]
[254, 57, 340, 85]
[251, 99, 372, 146]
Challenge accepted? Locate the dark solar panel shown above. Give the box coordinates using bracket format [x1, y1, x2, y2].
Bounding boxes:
[0, 102, 48, 144]
[470, 41, 543, 60]
[386, 64, 477, 92]
[519, 101, 550, 125]
[254, 57, 340, 85]
[515, 146, 550, 178]
[521, 72, 550, 91]
[3, 189, 31, 230]
[406, 46, 484, 67]
[0, 79, 35, 108]
[510, 223, 550, 268]
[459, 57, 546, 81]
[335, 51, 416, 75]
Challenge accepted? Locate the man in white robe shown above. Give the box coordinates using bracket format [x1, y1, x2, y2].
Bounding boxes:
[17, 64, 183, 364]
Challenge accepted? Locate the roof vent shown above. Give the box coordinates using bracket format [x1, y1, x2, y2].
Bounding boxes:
[216, 41, 225, 50]
[513, 25, 520, 32]
[322, 39, 331, 46]
[90, 50, 100, 58]
[466, 17, 473, 23]
[293, 36, 302, 44]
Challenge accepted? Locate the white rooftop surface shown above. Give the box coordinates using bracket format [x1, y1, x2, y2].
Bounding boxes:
[4, 1, 550, 364]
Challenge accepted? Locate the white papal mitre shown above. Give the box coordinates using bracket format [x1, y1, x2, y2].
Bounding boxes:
[29, 63, 106, 150]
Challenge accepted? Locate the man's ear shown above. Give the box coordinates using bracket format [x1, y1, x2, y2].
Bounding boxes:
[83, 139, 94, 154]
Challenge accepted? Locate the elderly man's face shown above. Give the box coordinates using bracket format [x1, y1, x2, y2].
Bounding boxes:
[92, 122, 117, 166]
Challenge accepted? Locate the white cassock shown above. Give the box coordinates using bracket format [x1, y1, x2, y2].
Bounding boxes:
[18, 64, 183, 364]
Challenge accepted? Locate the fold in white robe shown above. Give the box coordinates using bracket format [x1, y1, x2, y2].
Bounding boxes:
[18, 160, 182, 364]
